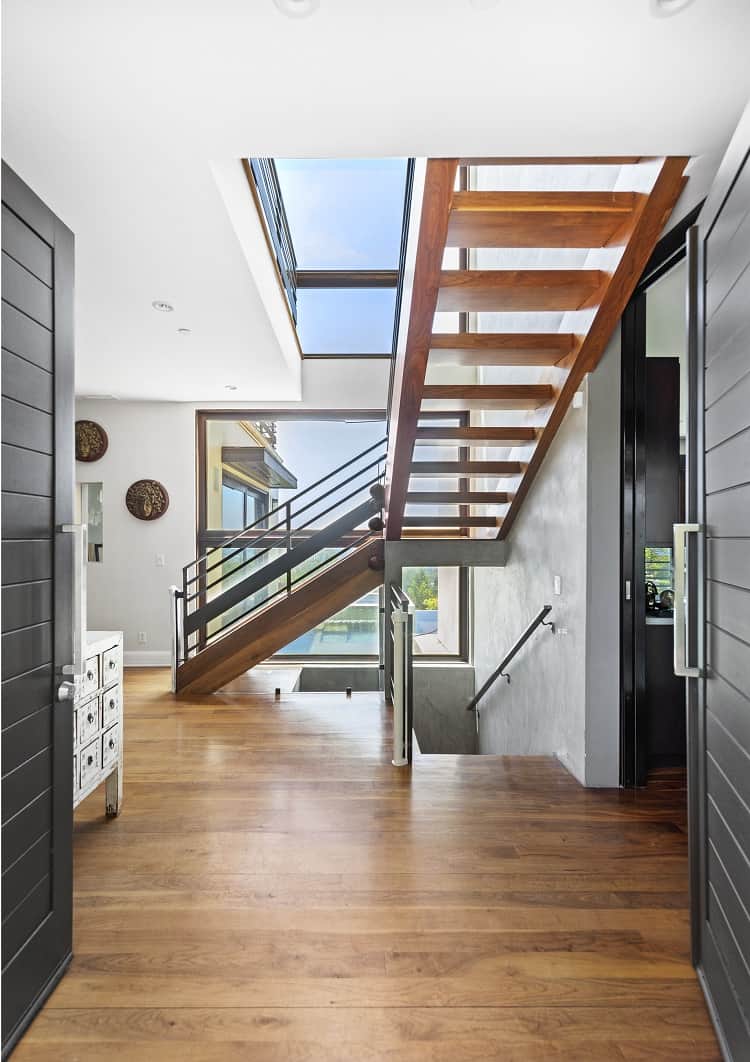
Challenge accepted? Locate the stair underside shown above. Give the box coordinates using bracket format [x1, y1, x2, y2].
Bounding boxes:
[176, 538, 384, 696]
[384, 156, 689, 541]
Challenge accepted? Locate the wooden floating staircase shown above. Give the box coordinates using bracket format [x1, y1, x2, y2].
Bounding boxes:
[384, 155, 688, 539]
[175, 156, 688, 693]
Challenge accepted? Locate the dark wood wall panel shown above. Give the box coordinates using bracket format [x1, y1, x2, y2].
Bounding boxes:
[1, 707, 52, 778]
[1, 493, 53, 540]
[704, 321, 750, 406]
[1, 304, 53, 371]
[1, 254, 53, 328]
[0, 206, 52, 286]
[705, 370, 750, 449]
[1, 748, 51, 824]
[2, 397, 53, 454]
[1, 624, 52, 682]
[1, 789, 51, 872]
[707, 538, 750, 591]
[1, 877, 50, 970]
[1, 580, 52, 631]
[1, 540, 52, 586]
[2, 160, 74, 1053]
[707, 799, 750, 927]
[1, 833, 49, 920]
[2, 351, 53, 413]
[1, 663, 53, 729]
[704, 428, 750, 494]
[705, 267, 750, 367]
[1, 444, 53, 497]
[702, 141, 750, 1057]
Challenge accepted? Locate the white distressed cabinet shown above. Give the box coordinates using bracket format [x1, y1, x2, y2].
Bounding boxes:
[73, 630, 123, 815]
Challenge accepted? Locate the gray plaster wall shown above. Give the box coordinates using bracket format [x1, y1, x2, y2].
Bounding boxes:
[413, 664, 477, 754]
[473, 333, 621, 786]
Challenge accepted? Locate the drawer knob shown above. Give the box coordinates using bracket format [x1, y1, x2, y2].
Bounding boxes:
[87, 670, 94, 681]
[108, 660, 116, 670]
[87, 755, 93, 766]
[109, 739, 115, 749]
[87, 712, 94, 724]
[109, 699, 115, 709]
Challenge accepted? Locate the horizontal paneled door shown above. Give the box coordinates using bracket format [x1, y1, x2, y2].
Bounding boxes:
[1, 163, 74, 1056]
[690, 105, 750, 1059]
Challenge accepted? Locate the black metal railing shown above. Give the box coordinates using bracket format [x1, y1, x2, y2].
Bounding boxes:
[175, 438, 388, 668]
[466, 605, 554, 714]
[248, 157, 298, 322]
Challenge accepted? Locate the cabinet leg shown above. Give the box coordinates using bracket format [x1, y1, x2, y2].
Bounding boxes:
[105, 765, 122, 817]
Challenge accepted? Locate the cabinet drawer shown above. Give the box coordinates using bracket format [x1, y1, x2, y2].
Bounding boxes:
[79, 738, 100, 789]
[102, 686, 120, 728]
[81, 655, 99, 699]
[77, 697, 100, 746]
[102, 723, 120, 770]
[102, 646, 120, 685]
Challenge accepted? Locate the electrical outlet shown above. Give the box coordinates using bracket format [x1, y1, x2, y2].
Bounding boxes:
[155, 553, 165, 567]
[553, 575, 562, 596]
[137, 631, 147, 644]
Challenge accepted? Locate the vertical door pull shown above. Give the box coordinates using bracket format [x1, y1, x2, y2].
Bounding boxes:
[673, 522, 701, 678]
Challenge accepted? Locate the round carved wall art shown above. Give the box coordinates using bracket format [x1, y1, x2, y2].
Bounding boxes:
[75, 420, 108, 462]
[125, 479, 170, 521]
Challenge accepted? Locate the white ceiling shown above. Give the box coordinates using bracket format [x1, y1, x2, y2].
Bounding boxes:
[3, 0, 749, 401]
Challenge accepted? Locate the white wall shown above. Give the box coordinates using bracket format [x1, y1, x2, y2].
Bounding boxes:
[76, 358, 390, 664]
[472, 333, 621, 787]
[76, 399, 196, 666]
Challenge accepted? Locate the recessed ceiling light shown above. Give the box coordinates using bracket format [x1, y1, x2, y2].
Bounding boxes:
[273, 0, 319, 17]
[152, 300, 174, 313]
[177, 327, 191, 335]
[225, 384, 238, 391]
[650, 0, 695, 16]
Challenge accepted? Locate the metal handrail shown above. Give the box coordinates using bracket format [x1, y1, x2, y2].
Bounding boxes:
[186, 435, 387, 577]
[466, 605, 554, 712]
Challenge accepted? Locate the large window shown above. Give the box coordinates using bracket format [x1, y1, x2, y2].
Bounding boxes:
[198, 412, 386, 659]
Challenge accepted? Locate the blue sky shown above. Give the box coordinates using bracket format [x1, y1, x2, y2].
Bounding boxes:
[275, 158, 407, 354]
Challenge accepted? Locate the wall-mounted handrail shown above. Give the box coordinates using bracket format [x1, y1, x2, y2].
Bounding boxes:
[466, 605, 554, 713]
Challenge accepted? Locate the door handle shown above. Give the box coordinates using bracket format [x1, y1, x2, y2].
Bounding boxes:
[60, 522, 88, 680]
[673, 522, 701, 678]
[57, 680, 76, 702]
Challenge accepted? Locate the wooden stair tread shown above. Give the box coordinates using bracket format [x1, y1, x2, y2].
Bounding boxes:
[407, 491, 511, 504]
[422, 384, 554, 410]
[402, 516, 499, 528]
[437, 269, 606, 312]
[429, 332, 578, 367]
[410, 461, 522, 477]
[176, 538, 384, 695]
[416, 425, 536, 443]
[447, 191, 639, 248]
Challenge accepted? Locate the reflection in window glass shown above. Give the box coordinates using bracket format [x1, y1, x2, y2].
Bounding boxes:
[278, 590, 380, 656]
[403, 566, 460, 655]
[296, 288, 397, 355]
[275, 158, 408, 270]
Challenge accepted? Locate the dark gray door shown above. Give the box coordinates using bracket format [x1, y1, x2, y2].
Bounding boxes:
[685, 104, 750, 1059]
[1, 164, 74, 1055]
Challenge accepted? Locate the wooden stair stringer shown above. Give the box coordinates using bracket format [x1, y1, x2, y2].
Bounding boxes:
[176, 538, 384, 696]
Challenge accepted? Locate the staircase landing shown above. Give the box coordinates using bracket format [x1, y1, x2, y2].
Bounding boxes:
[19, 669, 717, 1061]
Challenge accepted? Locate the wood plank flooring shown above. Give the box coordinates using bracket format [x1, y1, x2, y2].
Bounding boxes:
[15, 668, 718, 1060]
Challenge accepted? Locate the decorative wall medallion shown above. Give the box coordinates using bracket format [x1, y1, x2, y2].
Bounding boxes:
[125, 479, 170, 521]
[75, 420, 109, 462]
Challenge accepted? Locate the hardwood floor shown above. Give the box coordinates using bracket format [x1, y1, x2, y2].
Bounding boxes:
[16, 668, 718, 1060]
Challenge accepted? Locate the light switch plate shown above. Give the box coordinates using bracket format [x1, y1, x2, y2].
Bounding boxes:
[553, 575, 562, 596]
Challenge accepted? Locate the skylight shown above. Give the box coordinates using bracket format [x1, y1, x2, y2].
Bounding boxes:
[248, 157, 412, 357]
